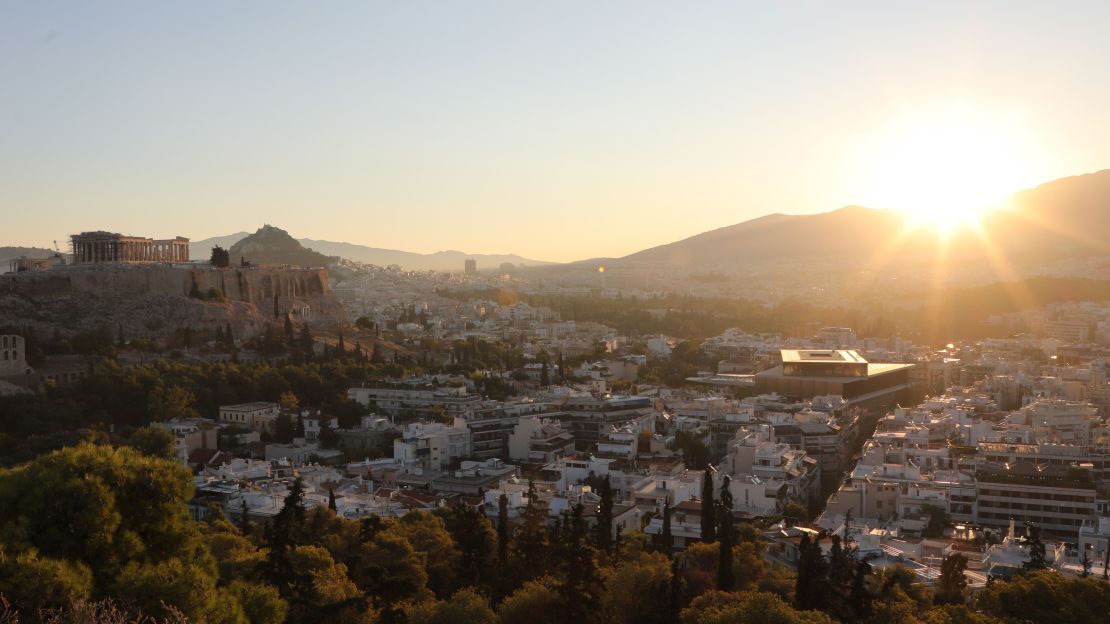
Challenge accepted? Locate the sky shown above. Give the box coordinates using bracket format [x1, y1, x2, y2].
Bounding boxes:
[3, 2, 1110, 262]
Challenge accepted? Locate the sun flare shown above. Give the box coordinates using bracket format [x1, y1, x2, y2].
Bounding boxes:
[862, 106, 1043, 235]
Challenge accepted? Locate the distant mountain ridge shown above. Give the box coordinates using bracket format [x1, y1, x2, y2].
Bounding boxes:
[607, 169, 1110, 270]
[191, 232, 552, 271]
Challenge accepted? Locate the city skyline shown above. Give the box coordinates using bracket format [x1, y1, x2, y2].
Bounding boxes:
[5, 2, 1110, 261]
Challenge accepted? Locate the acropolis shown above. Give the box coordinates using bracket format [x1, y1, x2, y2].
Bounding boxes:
[70, 231, 190, 264]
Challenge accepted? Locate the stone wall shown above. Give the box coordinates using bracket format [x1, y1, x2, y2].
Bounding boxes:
[0, 265, 348, 342]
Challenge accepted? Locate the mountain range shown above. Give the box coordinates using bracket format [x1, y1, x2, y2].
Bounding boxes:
[597, 169, 1110, 270]
[190, 232, 551, 271]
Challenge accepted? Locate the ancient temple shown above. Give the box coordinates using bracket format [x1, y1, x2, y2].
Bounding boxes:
[70, 231, 190, 264]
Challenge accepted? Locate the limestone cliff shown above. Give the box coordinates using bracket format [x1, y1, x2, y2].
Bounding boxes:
[0, 265, 349, 343]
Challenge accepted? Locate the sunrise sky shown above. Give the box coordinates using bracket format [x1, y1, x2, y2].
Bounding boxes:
[4, 2, 1110, 261]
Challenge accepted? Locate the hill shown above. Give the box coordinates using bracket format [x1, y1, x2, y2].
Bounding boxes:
[228, 225, 337, 267]
[611, 170, 1110, 270]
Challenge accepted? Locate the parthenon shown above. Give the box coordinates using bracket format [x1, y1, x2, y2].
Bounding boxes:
[70, 231, 190, 264]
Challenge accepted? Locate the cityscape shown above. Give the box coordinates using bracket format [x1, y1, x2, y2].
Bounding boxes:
[3, 3, 1110, 624]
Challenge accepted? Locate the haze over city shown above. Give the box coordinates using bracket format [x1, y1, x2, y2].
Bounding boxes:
[4, 4, 1110, 623]
[5, 2, 1110, 261]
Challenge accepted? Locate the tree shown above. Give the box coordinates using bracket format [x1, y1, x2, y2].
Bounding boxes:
[716, 476, 735, 592]
[210, 246, 230, 268]
[273, 413, 296, 443]
[0, 443, 233, 620]
[921, 503, 948, 538]
[597, 479, 614, 555]
[328, 488, 337, 512]
[795, 532, 830, 611]
[658, 501, 674, 553]
[498, 576, 564, 624]
[541, 361, 550, 386]
[680, 591, 834, 624]
[700, 469, 716, 542]
[512, 480, 550, 581]
[560, 503, 602, 623]
[497, 494, 510, 570]
[146, 384, 199, 421]
[227, 581, 288, 624]
[266, 477, 307, 591]
[437, 504, 496, 594]
[976, 569, 1110, 624]
[405, 587, 496, 624]
[0, 550, 93, 615]
[387, 511, 460, 598]
[128, 426, 176, 460]
[1023, 522, 1047, 570]
[935, 553, 968, 605]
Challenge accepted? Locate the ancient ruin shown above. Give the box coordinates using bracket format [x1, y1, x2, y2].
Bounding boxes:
[70, 231, 190, 264]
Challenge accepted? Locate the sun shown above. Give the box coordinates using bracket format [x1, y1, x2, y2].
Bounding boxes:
[861, 106, 1043, 235]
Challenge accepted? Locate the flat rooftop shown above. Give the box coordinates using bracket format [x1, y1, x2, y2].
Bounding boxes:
[781, 349, 868, 364]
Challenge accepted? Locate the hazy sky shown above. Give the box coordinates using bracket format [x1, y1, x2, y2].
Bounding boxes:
[4, 2, 1110, 261]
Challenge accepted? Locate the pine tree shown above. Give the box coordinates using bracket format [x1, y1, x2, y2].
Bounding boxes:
[700, 469, 716, 542]
[596, 479, 613, 554]
[327, 488, 337, 512]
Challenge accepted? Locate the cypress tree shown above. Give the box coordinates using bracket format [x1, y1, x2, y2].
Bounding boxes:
[717, 475, 735, 591]
[560, 503, 601, 623]
[596, 479, 613, 554]
[497, 493, 510, 569]
[267, 477, 306, 591]
[240, 497, 251, 531]
[1024, 522, 1047, 570]
[327, 488, 337, 512]
[659, 501, 674, 553]
[700, 469, 716, 542]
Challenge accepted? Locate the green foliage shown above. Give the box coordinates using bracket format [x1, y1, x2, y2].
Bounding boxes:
[975, 570, 1110, 624]
[210, 246, 231, 268]
[227, 580, 289, 624]
[680, 591, 835, 624]
[0, 548, 93, 616]
[127, 425, 176, 460]
[404, 587, 496, 624]
[497, 576, 564, 624]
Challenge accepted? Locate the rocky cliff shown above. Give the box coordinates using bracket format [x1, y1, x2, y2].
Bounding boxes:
[0, 265, 349, 343]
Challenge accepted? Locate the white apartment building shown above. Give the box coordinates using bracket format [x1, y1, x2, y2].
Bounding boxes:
[393, 420, 472, 471]
[507, 416, 576, 464]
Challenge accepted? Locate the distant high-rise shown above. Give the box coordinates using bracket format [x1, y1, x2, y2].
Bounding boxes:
[464, 258, 477, 275]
